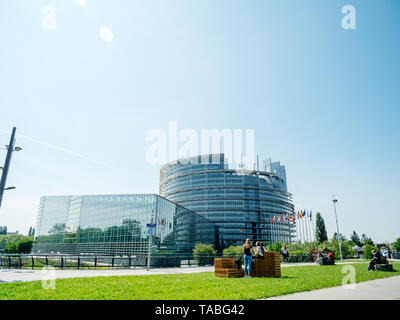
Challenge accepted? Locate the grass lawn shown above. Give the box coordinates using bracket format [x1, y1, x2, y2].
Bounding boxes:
[0, 262, 399, 300]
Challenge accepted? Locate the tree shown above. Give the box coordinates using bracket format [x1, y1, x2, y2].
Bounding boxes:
[361, 234, 374, 246]
[315, 212, 328, 243]
[350, 231, 362, 246]
[4, 241, 18, 254]
[393, 238, 400, 252]
[16, 236, 34, 254]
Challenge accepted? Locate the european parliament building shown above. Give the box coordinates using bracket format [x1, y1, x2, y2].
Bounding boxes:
[33, 153, 294, 256]
[160, 154, 295, 249]
[33, 194, 215, 256]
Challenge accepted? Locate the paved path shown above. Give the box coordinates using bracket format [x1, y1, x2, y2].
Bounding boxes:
[267, 275, 400, 300]
[0, 260, 367, 283]
[0, 266, 215, 283]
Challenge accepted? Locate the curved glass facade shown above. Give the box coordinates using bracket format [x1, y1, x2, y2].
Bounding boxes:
[33, 194, 215, 257]
[160, 154, 295, 249]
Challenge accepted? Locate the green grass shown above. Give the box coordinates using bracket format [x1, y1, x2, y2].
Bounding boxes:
[1, 262, 399, 300]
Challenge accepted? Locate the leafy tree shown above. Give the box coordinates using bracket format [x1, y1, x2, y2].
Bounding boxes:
[193, 243, 216, 266]
[4, 241, 18, 254]
[350, 231, 362, 246]
[333, 232, 346, 242]
[0, 234, 24, 250]
[16, 236, 34, 254]
[361, 234, 374, 246]
[315, 212, 328, 243]
[393, 237, 400, 252]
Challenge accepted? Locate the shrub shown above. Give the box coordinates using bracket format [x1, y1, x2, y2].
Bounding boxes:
[223, 245, 243, 262]
[0, 234, 24, 251]
[4, 242, 18, 254]
[266, 241, 283, 252]
[16, 237, 34, 254]
[364, 244, 379, 260]
[193, 243, 216, 266]
[393, 238, 400, 252]
[2, 236, 33, 254]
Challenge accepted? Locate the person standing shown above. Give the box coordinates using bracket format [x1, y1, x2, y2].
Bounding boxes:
[282, 244, 289, 263]
[243, 239, 253, 277]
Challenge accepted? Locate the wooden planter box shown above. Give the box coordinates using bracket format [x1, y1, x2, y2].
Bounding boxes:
[214, 258, 244, 278]
[250, 252, 281, 278]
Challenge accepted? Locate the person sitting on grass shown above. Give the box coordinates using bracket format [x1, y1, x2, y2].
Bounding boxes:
[328, 252, 335, 263]
[243, 239, 253, 277]
[368, 250, 382, 271]
[316, 251, 324, 264]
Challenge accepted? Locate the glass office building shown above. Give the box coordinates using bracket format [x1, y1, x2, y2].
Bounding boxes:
[160, 154, 295, 249]
[33, 194, 215, 257]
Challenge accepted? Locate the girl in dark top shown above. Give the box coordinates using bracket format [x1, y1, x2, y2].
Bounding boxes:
[243, 239, 253, 277]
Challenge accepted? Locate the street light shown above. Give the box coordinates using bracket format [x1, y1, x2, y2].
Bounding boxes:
[332, 195, 343, 262]
[0, 127, 21, 209]
[2, 186, 16, 191]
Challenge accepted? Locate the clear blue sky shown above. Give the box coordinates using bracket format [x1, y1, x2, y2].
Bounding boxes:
[0, 0, 399, 243]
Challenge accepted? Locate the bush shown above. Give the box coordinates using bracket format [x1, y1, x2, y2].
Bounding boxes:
[16, 237, 34, 254]
[364, 244, 379, 260]
[0, 234, 24, 251]
[223, 245, 243, 262]
[287, 250, 309, 263]
[2, 236, 33, 254]
[393, 238, 400, 252]
[266, 241, 283, 252]
[4, 241, 18, 254]
[193, 243, 216, 266]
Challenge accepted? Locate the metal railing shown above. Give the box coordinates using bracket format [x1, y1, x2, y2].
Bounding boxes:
[0, 252, 316, 270]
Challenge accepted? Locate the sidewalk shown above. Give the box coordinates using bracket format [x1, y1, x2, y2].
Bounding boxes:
[0, 260, 365, 283]
[266, 275, 400, 300]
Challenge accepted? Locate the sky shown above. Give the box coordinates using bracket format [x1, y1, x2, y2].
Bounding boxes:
[0, 0, 399, 243]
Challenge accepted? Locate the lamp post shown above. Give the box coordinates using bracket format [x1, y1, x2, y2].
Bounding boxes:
[0, 127, 22, 209]
[147, 210, 155, 271]
[332, 195, 343, 262]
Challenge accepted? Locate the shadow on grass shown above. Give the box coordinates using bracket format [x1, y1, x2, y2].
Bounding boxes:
[281, 275, 296, 279]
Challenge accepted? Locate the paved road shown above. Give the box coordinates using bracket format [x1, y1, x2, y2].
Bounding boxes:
[0, 261, 366, 283]
[267, 275, 400, 300]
